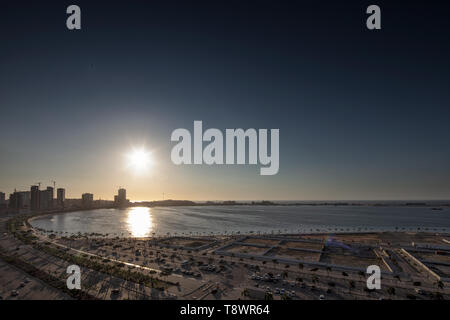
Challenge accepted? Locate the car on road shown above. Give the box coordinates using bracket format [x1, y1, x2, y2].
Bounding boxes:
[111, 289, 120, 295]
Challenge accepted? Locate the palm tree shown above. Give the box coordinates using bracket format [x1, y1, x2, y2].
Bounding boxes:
[272, 259, 278, 269]
[432, 292, 444, 300]
[387, 287, 396, 298]
[348, 280, 355, 293]
[264, 292, 273, 300]
[281, 293, 292, 300]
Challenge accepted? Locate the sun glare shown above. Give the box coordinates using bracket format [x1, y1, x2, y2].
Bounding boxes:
[126, 147, 153, 173]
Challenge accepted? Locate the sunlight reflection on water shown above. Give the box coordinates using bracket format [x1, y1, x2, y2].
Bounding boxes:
[126, 207, 153, 237]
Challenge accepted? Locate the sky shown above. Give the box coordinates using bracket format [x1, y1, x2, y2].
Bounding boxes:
[1, 1, 450, 201]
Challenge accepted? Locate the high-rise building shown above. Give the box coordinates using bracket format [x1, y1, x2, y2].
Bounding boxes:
[30, 185, 40, 211]
[57, 188, 65, 207]
[114, 188, 128, 207]
[8, 191, 31, 211]
[46, 186, 54, 209]
[0, 192, 6, 210]
[118, 188, 126, 202]
[20, 191, 31, 208]
[8, 193, 19, 210]
[82, 193, 94, 208]
[39, 190, 49, 210]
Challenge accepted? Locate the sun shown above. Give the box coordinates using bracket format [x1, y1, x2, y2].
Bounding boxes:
[126, 147, 153, 173]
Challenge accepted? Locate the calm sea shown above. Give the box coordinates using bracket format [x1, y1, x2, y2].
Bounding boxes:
[30, 205, 450, 238]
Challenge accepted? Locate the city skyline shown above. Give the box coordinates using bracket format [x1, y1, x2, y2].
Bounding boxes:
[3, 181, 450, 203]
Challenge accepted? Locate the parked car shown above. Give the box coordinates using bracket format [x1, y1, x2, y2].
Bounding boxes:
[111, 289, 120, 295]
[415, 288, 424, 295]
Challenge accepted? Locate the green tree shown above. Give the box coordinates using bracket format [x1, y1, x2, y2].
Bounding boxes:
[387, 287, 396, 297]
[264, 292, 274, 300]
[241, 288, 249, 297]
[272, 259, 278, 268]
[436, 280, 444, 290]
[348, 280, 355, 293]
